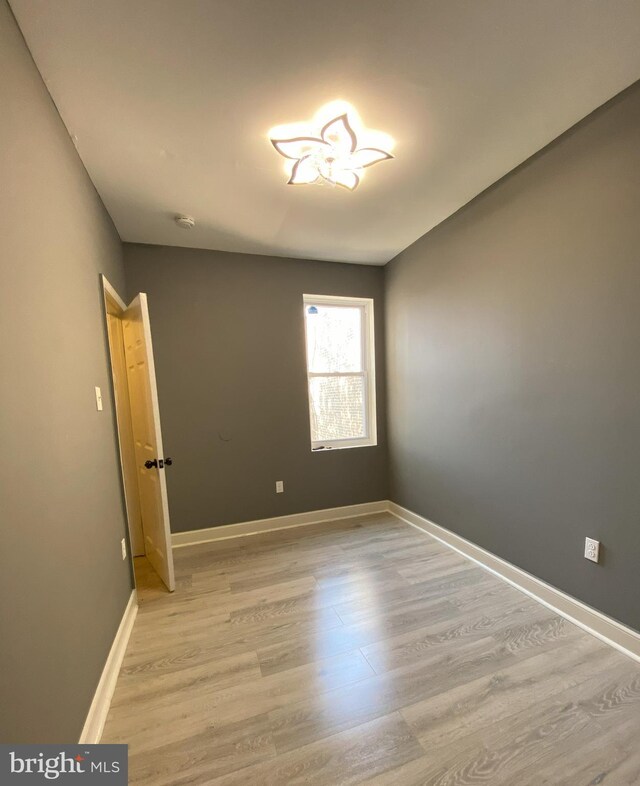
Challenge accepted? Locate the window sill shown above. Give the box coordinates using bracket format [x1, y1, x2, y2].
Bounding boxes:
[311, 440, 378, 452]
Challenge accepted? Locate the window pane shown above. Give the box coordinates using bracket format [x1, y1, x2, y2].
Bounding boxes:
[305, 305, 362, 373]
[309, 375, 366, 442]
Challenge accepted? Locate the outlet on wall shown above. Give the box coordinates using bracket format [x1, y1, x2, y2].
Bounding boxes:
[121, 538, 127, 560]
[584, 537, 600, 563]
[275, 480, 284, 494]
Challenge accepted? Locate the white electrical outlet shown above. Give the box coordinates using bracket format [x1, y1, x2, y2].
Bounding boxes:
[275, 480, 284, 494]
[95, 386, 103, 411]
[584, 537, 600, 563]
[121, 538, 127, 560]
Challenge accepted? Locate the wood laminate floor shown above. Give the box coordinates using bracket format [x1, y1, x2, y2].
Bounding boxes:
[103, 514, 640, 785]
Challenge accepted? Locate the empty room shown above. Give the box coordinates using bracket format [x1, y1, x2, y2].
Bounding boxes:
[1, 1, 640, 784]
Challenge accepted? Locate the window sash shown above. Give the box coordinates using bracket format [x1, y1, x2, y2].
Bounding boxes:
[308, 371, 370, 445]
[305, 304, 365, 375]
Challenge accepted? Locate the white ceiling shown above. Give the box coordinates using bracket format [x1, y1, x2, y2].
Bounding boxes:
[11, 0, 640, 265]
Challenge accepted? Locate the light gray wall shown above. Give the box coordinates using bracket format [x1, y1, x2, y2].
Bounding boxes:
[124, 244, 388, 532]
[0, 0, 132, 743]
[385, 81, 640, 632]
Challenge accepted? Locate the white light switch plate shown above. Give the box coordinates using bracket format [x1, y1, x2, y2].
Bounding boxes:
[95, 386, 103, 411]
[584, 537, 600, 563]
[276, 480, 284, 493]
[121, 538, 127, 560]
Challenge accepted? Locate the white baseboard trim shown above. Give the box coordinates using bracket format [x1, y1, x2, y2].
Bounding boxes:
[171, 500, 388, 548]
[387, 501, 640, 663]
[79, 590, 138, 744]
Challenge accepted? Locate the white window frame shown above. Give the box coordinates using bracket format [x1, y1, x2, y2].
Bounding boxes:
[303, 293, 377, 451]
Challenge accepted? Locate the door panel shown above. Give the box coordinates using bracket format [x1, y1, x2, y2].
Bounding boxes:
[122, 294, 175, 591]
[106, 313, 145, 556]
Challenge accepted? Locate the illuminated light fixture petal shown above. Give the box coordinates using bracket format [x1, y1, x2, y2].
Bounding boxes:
[269, 104, 394, 191]
[350, 147, 394, 168]
[271, 136, 329, 160]
[320, 113, 357, 154]
[288, 155, 321, 185]
[331, 169, 360, 191]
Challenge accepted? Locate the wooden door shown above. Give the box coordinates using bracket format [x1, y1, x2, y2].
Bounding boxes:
[122, 294, 175, 591]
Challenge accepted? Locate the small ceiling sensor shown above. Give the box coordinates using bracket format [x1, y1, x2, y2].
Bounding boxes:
[175, 214, 195, 229]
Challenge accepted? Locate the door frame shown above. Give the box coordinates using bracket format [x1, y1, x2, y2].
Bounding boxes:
[101, 275, 144, 574]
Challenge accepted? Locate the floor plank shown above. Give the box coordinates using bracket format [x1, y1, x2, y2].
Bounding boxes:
[103, 514, 640, 785]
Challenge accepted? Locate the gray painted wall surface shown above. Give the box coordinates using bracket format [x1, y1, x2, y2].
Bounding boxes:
[124, 244, 388, 532]
[385, 82, 640, 632]
[0, 0, 132, 742]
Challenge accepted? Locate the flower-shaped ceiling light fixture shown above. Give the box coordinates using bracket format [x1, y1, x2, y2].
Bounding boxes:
[269, 103, 394, 191]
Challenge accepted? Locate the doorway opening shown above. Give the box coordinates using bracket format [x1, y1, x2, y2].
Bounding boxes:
[101, 275, 176, 595]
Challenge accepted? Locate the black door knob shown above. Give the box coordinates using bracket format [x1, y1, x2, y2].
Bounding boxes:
[144, 459, 158, 469]
[164, 457, 173, 466]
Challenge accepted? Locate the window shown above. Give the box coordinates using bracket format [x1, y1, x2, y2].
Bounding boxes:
[303, 294, 377, 450]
